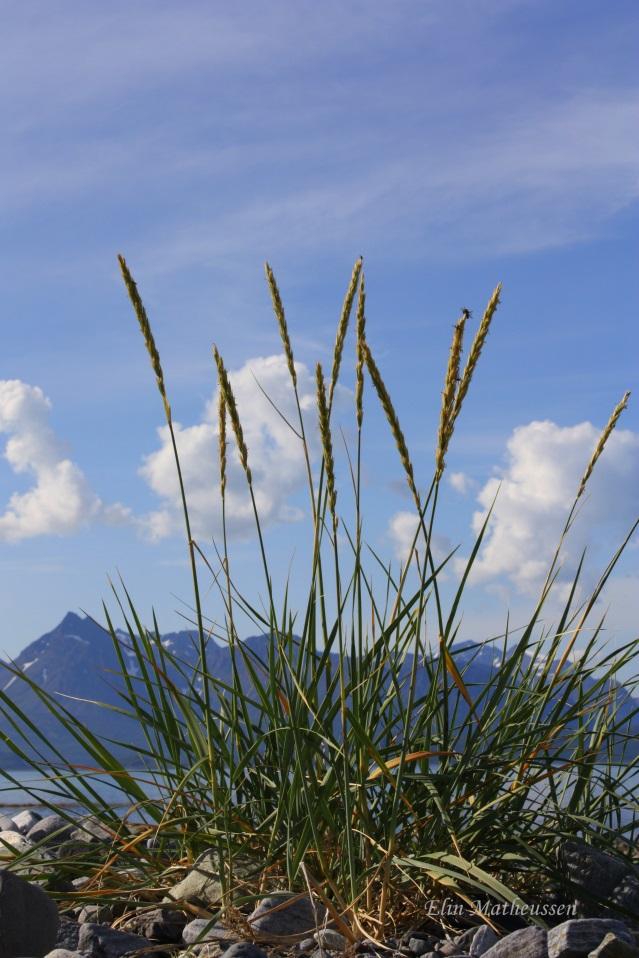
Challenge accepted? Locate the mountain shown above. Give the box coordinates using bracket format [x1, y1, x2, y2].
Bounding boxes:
[1, 613, 637, 770]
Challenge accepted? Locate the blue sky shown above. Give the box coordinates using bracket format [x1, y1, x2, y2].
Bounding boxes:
[1, 0, 638, 657]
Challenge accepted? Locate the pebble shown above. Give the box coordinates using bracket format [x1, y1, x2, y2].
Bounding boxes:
[314, 930, 349, 951]
[248, 892, 328, 941]
[78, 922, 161, 958]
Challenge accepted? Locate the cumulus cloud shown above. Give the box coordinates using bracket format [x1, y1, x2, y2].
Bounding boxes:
[0, 379, 125, 542]
[387, 510, 453, 571]
[465, 419, 639, 592]
[139, 354, 320, 542]
[449, 471, 473, 495]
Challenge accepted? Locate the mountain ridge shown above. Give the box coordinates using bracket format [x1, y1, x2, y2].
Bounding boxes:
[1, 612, 637, 770]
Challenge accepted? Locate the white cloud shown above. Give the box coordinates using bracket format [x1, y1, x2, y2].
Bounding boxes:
[387, 510, 453, 571]
[139, 354, 319, 542]
[449, 471, 473, 495]
[0, 379, 125, 542]
[465, 419, 639, 592]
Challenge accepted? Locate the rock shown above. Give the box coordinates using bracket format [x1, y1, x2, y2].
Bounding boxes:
[46, 951, 82, 958]
[482, 927, 547, 958]
[55, 918, 81, 951]
[0, 869, 59, 957]
[164, 849, 223, 908]
[438, 944, 466, 957]
[560, 842, 631, 917]
[248, 892, 328, 942]
[589, 933, 639, 957]
[183, 920, 236, 946]
[548, 919, 634, 958]
[609, 877, 639, 924]
[78, 903, 115, 924]
[78, 923, 160, 958]
[223, 945, 269, 958]
[315, 930, 349, 951]
[455, 930, 480, 950]
[11, 809, 43, 834]
[470, 929, 499, 957]
[299, 939, 317, 953]
[26, 815, 75, 846]
[0, 829, 34, 854]
[409, 938, 438, 956]
[193, 947, 224, 958]
[69, 816, 113, 844]
[123, 907, 187, 943]
[0, 814, 18, 832]
[70, 876, 90, 890]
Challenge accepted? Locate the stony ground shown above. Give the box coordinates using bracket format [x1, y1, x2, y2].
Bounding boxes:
[2, 808, 639, 958]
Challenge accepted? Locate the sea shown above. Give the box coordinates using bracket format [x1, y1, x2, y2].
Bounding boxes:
[0, 768, 163, 817]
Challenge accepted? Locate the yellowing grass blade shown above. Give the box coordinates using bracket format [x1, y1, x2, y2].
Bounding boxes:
[440, 637, 476, 714]
[367, 750, 455, 781]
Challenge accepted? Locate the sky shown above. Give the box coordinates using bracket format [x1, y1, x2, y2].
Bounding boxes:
[1, 0, 638, 658]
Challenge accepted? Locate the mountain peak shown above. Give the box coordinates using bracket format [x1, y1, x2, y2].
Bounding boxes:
[58, 611, 85, 631]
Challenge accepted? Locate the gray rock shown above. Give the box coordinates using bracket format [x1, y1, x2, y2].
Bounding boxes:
[78, 923, 160, 958]
[438, 943, 467, 957]
[299, 939, 317, 953]
[409, 938, 437, 956]
[222, 945, 269, 958]
[0, 829, 34, 854]
[26, 815, 75, 846]
[248, 892, 328, 942]
[69, 816, 113, 845]
[589, 933, 639, 957]
[455, 930, 480, 950]
[470, 929, 499, 958]
[183, 920, 235, 946]
[164, 849, 223, 908]
[123, 907, 187, 943]
[560, 842, 631, 917]
[55, 918, 81, 951]
[11, 809, 43, 834]
[548, 919, 634, 958]
[45, 951, 82, 958]
[0, 869, 59, 957]
[70, 876, 90, 890]
[192, 946, 224, 958]
[482, 926, 548, 958]
[609, 876, 639, 924]
[0, 814, 18, 832]
[315, 930, 349, 951]
[78, 903, 115, 924]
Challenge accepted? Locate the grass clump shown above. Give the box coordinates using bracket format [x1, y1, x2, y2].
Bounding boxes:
[0, 259, 637, 939]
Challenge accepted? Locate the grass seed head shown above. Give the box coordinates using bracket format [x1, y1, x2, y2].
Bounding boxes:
[329, 257, 363, 406]
[451, 283, 502, 424]
[436, 309, 469, 480]
[578, 390, 631, 498]
[363, 342, 420, 510]
[118, 255, 170, 420]
[355, 272, 367, 429]
[213, 346, 252, 485]
[218, 390, 227, 497]
[265, 262, 297, 388]
[316, 362, 338, 529]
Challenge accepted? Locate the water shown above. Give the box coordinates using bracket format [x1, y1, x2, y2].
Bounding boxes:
[0, 768, 162, 817]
